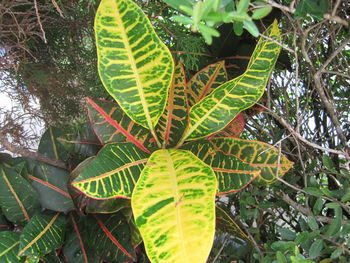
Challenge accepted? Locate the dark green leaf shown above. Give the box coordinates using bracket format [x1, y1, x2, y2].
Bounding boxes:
[31, 163, 74, 212]
[330, 247, 343, 259]
[295, 0, 328, 19]
[0, 165, 40, 224]
[276, 251, 288, 263]
[0, 232, 25, 263]
[304, 187, 323, 197]
[18, 212, 66, 257]
[38, 127, 70, 162]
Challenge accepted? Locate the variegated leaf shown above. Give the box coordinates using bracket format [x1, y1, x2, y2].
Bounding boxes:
[187, 60, 227, 107]
[0, 232, 24, 263]
[72, 143, 149, 199]
[83, 213, 136, 262]
[181, 21, 281, 142]
[0, 165, 40, 224]
[155, 62, 188, 148]
[181, 140, 260, 194]
[211, 137, 294, 182]
[209, 113, 245, 138]
[18, 212, 66, 257]
[86, 97, 153, 154]
[69, 157, 130, 214]
[131, 149, 217, 263]
[38, 127, 70, 162]
[95, 0, 174, 134]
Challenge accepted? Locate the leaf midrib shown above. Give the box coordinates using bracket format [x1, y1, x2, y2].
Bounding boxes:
[113, 0, 153, 131]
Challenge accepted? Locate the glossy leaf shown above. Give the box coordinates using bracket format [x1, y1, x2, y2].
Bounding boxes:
[69, 157, 130, 214]
[86, 97, 153, 154]
[182, 21, 281, 141]
[38, 127, 70, 162]
[83, 213, 135, 262]
[31, 163, 75, 212]
[155, 63, 188, 148]
[95, 0, 174, 131]
[216, 206, 250, 242]
[0, 232, 24, 263]
[121, 208, 142, 247]
[211, 138, 294, 182]
[57, 122, 102, 159]
[72, 143, 149, 199]
[62, 214, 100, 263]
[0, 165, 40, 224]
[0, 211, 10, 231]
[132, 149, 217, 263]
[181, 140, 260, 194]
[18, 212, 66, 257]
[187, 60, 227, 107]
[209, 113, 245, 138]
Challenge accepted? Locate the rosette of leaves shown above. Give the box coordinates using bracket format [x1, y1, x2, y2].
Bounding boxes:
[69, 0, 293, 262]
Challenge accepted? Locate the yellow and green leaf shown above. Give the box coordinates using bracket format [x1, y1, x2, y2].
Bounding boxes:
[131, 149, 217, 263]
[181, 21, 281, 142]
[72, 143, 149, 199]
[86, 97, 154, 153]
[69, 157, 130, 214]
[181, 140, 260, 194]
[211, 137, 294, 182]
[209, 113, 245, 138]
[95, 0, 174, 133]
[155, 63, 188, 148]
[18, 212, 66, 257]
[186, 60, 227, 107]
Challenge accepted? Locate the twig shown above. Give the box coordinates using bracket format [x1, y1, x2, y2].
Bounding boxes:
[51, 0, 65, 18]
[0, 133, 66, 169]
[34, 0, 47, 43]
[212, 235, 229, 263]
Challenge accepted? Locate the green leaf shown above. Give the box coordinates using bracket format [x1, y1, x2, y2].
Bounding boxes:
[38, 127, 70, 162]
[182, 140, 260, 194]
[181, 21, 280, 142]
[18, 212, 66, 257]
[233, 22, 244, 35]
[210, 137, 294, 182]
[294, 0, 328, 19]
[72, 143, 149, 199]
[243, 19, 259, 37]
[186, 61, 227, 108]
[276, 251, 288, 263]
[307, 216, 319, 230]
[236, 0, 250, 14]
[83, 213, 135, 262]
[252, 6, 273, 19]
[173, 15, 193, 25]
[304, 187, 323, 197]
[0, 165, 40, 224]
[155, 62, 189, 148]
[30, 163, 74, 212]
[131, 149, 217, 263]
[330, 247, 343, 259]
[95, 0, 174, 133]
[69, 157, 130, 214]
[341, 191, 350, 202]
[322, 155, 334, 170]
[86, 97, 154, 153]
[279, 228, 296, 240]
[309, 239, 323, 259]
[0, 232, 24, 263]
[312, 197, 323, 215]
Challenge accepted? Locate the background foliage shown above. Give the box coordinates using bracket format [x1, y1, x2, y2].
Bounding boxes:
[0, 0, 349, 262]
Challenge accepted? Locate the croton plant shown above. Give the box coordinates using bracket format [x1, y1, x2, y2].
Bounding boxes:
[0, 0, 294, 262]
